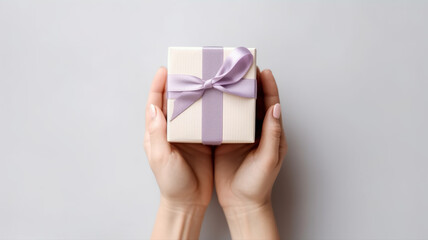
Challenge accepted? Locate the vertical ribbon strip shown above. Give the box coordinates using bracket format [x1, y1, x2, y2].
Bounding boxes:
[202, 47, 223, 145]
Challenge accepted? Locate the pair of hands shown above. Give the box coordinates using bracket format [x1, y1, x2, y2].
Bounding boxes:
[144, 67, 287, 239]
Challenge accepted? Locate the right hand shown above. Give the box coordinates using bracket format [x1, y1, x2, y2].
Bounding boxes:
[214, 69, 287, 239]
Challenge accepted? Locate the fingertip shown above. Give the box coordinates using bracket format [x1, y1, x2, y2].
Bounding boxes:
[159, 66, 167, 73]
[147, 68, 167, 109]
[260, 68, 280, 109]
[261, 68, 272, 76]
[155, 67, 167, 79]
[260, 69, 275, 86]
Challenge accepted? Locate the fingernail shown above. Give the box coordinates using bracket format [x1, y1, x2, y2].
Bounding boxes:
[150, 104, 156, 119]
[273, 103, 281, 119]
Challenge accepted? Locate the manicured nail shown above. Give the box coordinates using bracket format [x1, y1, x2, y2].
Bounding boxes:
[150, 104, 156, 119]
[273, 103, 281, 119]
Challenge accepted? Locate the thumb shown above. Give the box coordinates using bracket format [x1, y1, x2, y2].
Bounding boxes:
[256, 103, 282, 168]
[148, 104, 170, 160]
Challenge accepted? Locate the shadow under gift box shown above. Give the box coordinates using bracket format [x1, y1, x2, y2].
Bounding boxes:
[167, 47, 257, 144]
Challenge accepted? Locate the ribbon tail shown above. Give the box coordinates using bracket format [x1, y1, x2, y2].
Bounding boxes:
[170, 90, 205, 121]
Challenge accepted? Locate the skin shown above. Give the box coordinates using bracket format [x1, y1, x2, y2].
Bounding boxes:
[144, 67, 287, 239]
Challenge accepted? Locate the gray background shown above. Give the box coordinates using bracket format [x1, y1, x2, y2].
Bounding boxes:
[0, 0, 427, 239]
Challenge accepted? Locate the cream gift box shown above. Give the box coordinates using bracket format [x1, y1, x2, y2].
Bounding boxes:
[167, 46, 257, 145]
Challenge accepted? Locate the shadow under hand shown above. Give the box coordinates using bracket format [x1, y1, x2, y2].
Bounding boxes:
[272, 140, 302, 240]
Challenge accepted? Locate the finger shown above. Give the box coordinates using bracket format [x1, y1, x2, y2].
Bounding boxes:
[260, 69, 280, 110]
[259, 70, 288, 166]
[148, 104, 170, 161]
[255, 103, 283, 169]
[145, 67, 167, 130]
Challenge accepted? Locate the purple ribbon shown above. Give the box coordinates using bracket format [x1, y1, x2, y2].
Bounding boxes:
[168, 47, 256, 145]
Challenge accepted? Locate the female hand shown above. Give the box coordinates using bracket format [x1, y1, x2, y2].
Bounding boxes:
[144, 67, 213, 239]
[214, 69, 287, 239]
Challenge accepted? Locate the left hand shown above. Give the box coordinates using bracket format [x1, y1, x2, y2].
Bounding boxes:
[144, 67, 213, 239]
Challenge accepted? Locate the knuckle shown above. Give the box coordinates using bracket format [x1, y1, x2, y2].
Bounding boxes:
[271, 122, 282, 139]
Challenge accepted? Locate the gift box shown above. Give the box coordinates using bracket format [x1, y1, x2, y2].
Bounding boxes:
[167, 46, 257, 145]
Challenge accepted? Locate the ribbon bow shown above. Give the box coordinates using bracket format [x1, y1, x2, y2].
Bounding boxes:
[168, 47, 255, 120]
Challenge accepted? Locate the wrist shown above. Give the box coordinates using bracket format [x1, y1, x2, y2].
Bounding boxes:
[223, 202, 280, 240]
[159, 197, 208, 217]
[151, 198, 207, 240]
[222, 199, 271, 216]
